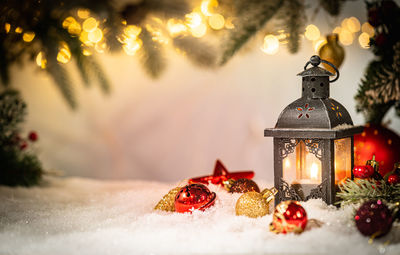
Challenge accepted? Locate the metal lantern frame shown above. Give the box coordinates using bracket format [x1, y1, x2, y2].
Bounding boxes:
[264, 56, 363, 205]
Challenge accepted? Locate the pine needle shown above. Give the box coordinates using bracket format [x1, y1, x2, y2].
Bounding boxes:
[278, 0, 305, 54]
[46, 62, 77, 109]
[173, 36, 218, 68]
[138, 28, 166, 79]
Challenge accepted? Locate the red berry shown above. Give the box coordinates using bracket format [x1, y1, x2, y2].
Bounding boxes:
[28, 131, 38, 142]
[353, 165, 375, 178]
[20, 141, 28, 150]
[387, 174, 400, 185]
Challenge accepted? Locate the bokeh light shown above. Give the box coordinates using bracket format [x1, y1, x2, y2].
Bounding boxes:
[361, 22, 375, 37]
[57, 42, 71, 64]
[209, 14, 225, 30]
[346, 17, 361, 33]
[82, 17, 98, 32]
[167, 19, 187, 37]
[338, 28, 354, 45]
[358, 32, 370, 49]
[201, 0, 218, 16]
[15, 27, 23, 33]
[4, 23, 10, 33]
[22, 31, 35, 42]
[261, 34, 279, 55]
[88, 28, 103, 43]
[36, 52, 47, 69]
[77, 9, 90, 19]
[304, 24, 320, 41]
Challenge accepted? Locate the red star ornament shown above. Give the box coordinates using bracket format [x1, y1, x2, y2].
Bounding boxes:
[188, 160, 255, 185]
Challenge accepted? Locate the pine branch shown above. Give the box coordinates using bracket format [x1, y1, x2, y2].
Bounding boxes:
[319, 0, 344, 16]
[173, 36, 218, 67]
[220, 0, 284, 65]
[0, 90, 26, 137]
[86, 55, 111, 93]
[46, 61, 77, 109]
[336, 179, 400, 206]
[138, 28, 166, 78]
[278, 0, 305, 54]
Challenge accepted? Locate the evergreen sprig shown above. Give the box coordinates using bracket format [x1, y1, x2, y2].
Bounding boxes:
[336, 179, 400, 206]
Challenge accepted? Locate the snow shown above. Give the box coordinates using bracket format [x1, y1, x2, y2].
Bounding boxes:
[0, 177, 399, 255]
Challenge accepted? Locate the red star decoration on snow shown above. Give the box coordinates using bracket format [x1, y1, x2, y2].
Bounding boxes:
[188, 160, 255, 186]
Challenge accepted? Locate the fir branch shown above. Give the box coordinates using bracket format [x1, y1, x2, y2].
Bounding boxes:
[319, 0, 344, 16]
[278, 0, 305, 54]
[86, 55, 111, 93]
[220, 0, 284, 65]
[336, 179, 400, 206]
[138, 28, 166, 78]
[173, 36, 218, 67]
[0, 90, 26, 137]
[46, 61, 77, 109]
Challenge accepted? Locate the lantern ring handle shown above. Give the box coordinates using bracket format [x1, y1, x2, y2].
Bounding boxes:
[304, 55, 339, 83]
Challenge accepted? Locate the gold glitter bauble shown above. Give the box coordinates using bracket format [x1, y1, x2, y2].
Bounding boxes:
[154, 187, 181, 212]
[235, 192, 269, 218]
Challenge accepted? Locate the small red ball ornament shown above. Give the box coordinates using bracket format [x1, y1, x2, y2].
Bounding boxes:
[353, 165, 375, 179]
[174, 184, 216, 213]
[270, 201, 308, 234]
[387, 174, 400, 185]
[28, 131, 38, 142]
[354, 124, 400, 177]
[355, 200, 393, 238]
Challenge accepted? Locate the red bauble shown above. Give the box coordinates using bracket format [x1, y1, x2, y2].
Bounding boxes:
[225, 178, 260, 193]
[353, 165, 375, 179]
[270, 201, 308, 234]
[387, 174, 400, 185]
[354, 124, 400, 177]
[355, 200, 393, 238]
[174, 184, 216, 213]
[28, 131, 38, 142]
[188, 160, 254, 186]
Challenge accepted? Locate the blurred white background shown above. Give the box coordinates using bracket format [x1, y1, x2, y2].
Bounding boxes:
[12, 1, 400, 182]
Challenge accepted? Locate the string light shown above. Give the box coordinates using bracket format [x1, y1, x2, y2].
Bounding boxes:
[82, 49, 92, 56]
[88, 28, 103, 43]
[209, 13, 225, 30]
[77, 9, 90, 19]
[4, 23, 10, 33]
[261, 34, 279, 55]
[338, 28, 353, 45]
[36, 52, 47, 69]
[304, 24, 320, 41]
[63, 17, 77, 29]
[57, 42, 71, 64]
[358, 32, 370, 49]
[346, 17, 361, 33]
[361, 22, 374, 37]
[201, 0, 218, 16]
[167, 19, 187, 37]
[15, 27, 23, 33]
[123, 39, 142, 55]
[22, 31, 35, 42]
[68, 22, 81, 35]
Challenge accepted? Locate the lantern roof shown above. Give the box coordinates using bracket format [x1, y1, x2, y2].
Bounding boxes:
[264, 56, 363, 139]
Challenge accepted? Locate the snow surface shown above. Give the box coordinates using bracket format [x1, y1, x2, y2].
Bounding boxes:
[0, 177, 399, 255]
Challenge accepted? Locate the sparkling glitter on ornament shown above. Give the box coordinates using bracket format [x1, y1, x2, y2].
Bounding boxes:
[224, 178, 260, 193]
[235, 188, 277, 218]
[174, 184, 216, 213]
[355, 200, 393, 238]
[154, 186, 182, 212]
[270, 200, 308, 234]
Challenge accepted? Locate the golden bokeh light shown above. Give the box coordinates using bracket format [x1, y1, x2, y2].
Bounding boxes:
[124, 25, 142, 38]
[190, 23, 207, 38]
[167, 19, 187, 37]
[77, 9, 90, 19]
[63, 17, 77, 29]
[361, 22, 375, 37]
[186, 12, 203, 29]
[22, 31, 35, 42]
[332, 26, 341, 34]
[358, 32, 370, 49]
[338, 28, 354, 46]
[225, 17, 235, 29]
[200, 0, 218, 16]
[79, 31, 92, 45]
[82, 17, 98, 32]
[123, 39, 143, 56]
[57, 42, 71, 64]
[304, 24, 320, 41]
[15, 27, 23, 33]
[88, 28, 103, 43]
[209, 13, 225, 30]
[313, 37, 327, 52]
[68, 22, 81, 35]
[261, 34, 279, 55]
[82, 49, 92, 56]
[36, 52, 47, 69]
[4, 23, 10, 33]
[346, 17, 361, 33]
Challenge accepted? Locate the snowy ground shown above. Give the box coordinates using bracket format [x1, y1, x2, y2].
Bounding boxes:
[0, 177, 399, 255]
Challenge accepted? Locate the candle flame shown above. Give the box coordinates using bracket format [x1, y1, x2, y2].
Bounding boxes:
[310, 163, 319, 180]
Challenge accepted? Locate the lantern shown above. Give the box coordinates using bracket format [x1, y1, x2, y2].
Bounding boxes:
[264, 56, 363, 205]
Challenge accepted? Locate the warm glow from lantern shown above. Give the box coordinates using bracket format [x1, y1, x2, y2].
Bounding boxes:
[209, 14, 225, 30]
[36, 52, 47, 69]
[82, 17, 98, 32]
[304, 24, 320, 41]
[284, 158, 291, 168]
[310, 163, 319, 180]
[261, 34, 279, 55]
[358, 32, 370, 49]
[22, 31, 35, 42]
[361, 22, 374, 37]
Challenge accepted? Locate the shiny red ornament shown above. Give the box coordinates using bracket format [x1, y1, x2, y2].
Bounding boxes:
[270, 201, 308, 234]
[188, 160, 254, 186]
[28, 131, 38, 142]
[353, 165, 375, 179]
[174, 183, 216, 213]
[355, 200, 393, 238]
[354, 124, 400, 177]
[387, 174, 400, 185]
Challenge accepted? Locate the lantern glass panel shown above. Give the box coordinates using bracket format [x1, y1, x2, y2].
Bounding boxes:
[334, 138, 352, 184]
[283, 140, 322, 185]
